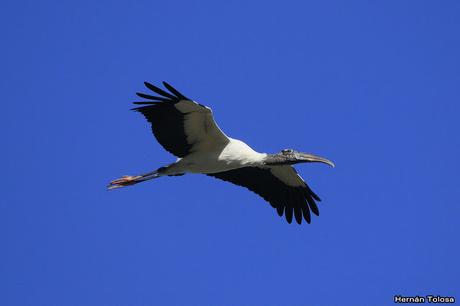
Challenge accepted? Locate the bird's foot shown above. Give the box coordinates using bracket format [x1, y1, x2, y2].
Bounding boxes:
[107, 175, 143, 190]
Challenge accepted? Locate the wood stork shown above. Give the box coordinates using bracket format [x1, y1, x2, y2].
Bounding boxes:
[109, 82, 334, 224]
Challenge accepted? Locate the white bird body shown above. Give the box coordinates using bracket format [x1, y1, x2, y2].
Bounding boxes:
[109, 82, 334, 224]
[165, 138, 268, 175]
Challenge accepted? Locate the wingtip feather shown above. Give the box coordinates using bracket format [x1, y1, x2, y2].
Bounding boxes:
[285, 207, 293, 224]
[162, 81, 188, 100]
[144, 81, 176, 99]
[303, 207, 311, 224]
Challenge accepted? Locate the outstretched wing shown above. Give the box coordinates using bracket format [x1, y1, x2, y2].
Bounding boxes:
[132, 82, 229, 157]
[208, 166, 321, 224]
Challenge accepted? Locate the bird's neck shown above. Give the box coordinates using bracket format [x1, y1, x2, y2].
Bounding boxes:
[263, 154, 291, 166]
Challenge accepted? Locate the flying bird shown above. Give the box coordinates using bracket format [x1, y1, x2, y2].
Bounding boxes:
[109, 82, 334, 224]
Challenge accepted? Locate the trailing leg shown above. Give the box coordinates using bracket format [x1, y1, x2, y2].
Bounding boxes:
[107, 169, 160, 190]
[107, 162, 186, 190]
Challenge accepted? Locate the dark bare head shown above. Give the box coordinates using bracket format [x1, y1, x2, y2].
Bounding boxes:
[264, 149, 335, 167]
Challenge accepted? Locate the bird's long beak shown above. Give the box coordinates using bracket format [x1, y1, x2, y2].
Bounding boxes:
[296, 153, 335, 167]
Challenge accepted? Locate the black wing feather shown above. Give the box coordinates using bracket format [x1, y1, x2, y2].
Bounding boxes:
[132, 101, 162, 105]
[163, 81, 188, 100]
[208, 167, 321, 224]
[132, 103, 192, 157]
[276, 206, 284, 217]
[136, 92, 170, 102]
[144, 82, 177, 99]
[302, 204, 311, 224]
[131, 82, 192, 157]
[132, 81, 228, 158]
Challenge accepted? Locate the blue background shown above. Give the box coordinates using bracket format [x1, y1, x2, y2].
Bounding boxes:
[2, 1, 459, 305]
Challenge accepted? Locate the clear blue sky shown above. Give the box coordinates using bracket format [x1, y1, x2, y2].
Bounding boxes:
[2, 1, 459, 305]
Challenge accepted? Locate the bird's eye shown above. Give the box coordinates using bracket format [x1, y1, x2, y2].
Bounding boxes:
[282, 149, 293, 154]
